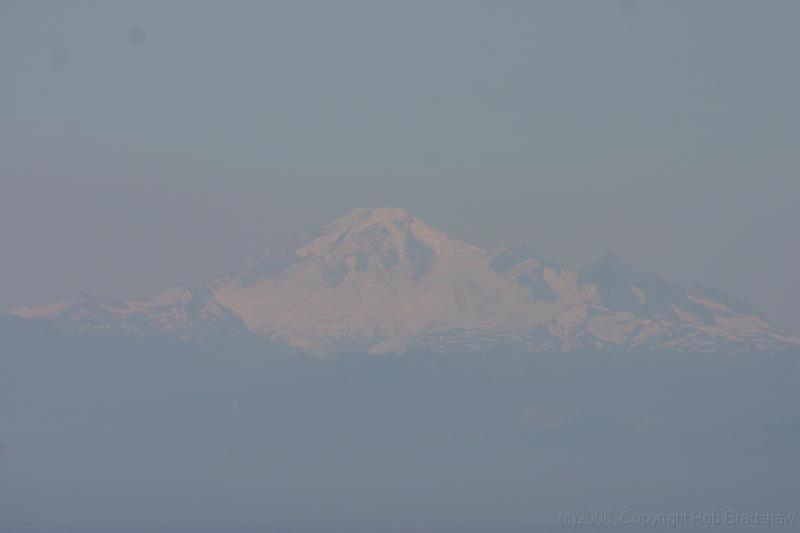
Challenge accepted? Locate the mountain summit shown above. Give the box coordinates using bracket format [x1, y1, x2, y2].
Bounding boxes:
[12, 208, 800, 354]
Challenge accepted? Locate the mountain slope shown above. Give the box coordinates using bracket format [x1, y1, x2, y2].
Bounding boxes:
[11, 286, 251, 342]
[11, 207, 800, 354]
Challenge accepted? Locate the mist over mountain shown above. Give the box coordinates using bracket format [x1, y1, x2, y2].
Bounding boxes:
[3, 208, 799, 532]
[3, 210, 799, 531]
[1, 326, 799, 531]
[11, 207, 799, 356]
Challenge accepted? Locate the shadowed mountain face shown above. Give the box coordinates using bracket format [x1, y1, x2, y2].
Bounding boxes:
[11, 208, 800, 355]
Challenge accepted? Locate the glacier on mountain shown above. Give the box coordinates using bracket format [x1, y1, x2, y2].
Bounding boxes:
[11, 207, 800, 355]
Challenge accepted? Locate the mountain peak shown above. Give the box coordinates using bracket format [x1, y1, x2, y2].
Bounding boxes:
[341, 207, 413, 226]
[295, 207, 481, 260]
[225, 207, 483, 292]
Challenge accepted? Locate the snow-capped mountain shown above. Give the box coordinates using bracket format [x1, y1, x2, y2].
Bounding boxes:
[11, 207, 800, 354]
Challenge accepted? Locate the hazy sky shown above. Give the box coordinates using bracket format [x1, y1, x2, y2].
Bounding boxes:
[1, 1, 798, 331]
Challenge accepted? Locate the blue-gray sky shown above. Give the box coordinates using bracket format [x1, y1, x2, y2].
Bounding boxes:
[1, 0, 798, 331]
